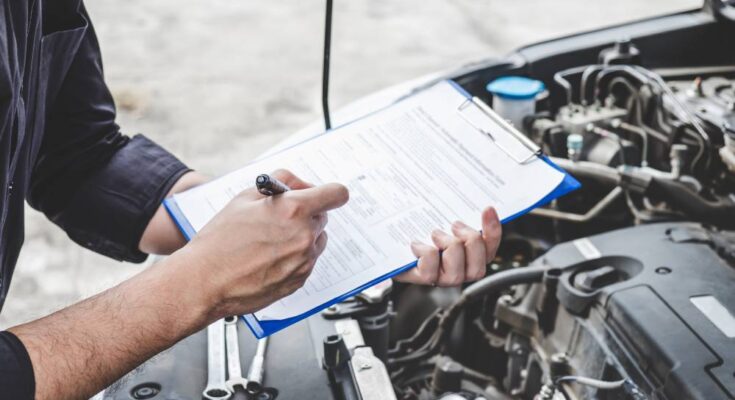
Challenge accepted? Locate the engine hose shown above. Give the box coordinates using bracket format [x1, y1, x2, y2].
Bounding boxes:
[555, 376, 626, 389]
[437, 266, 548, 352]
[462, 265, 548, 302]
[549, 157, 620, 186]
[551, 157, 735, 228]
[648, 177, 735, 228]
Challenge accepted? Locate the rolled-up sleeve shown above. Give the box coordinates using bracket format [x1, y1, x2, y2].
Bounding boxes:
[27, 5, 189, 262]
[0, 331, 34, 400]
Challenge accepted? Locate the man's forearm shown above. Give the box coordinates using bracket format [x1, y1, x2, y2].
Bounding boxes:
[139, 171, 209, 255]
[6, 169, 350, 400]
[8, 252, 211, 400]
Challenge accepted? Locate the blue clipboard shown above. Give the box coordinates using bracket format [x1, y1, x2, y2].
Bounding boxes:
[164, 80, 581, 338]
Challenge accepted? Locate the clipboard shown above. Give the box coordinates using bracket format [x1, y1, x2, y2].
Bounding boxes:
[447, 80, 580, 222]
[164, 80, 580, 338]
[457, 97, 541, 165]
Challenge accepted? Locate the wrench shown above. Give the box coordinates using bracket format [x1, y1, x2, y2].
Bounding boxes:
[203, 319, 231, 400]
[224, 316, 248, 392]
[245, 336, 269, 393]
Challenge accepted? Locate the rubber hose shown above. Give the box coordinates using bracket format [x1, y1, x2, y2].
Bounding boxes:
[462, 265, 548, 302]
[648, 177, 735, 228]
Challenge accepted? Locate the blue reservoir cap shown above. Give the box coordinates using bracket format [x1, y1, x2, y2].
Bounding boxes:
[486, 76, 545, 100]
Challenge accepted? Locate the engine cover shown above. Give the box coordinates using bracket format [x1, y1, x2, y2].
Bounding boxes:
[501, 223, 735, 399]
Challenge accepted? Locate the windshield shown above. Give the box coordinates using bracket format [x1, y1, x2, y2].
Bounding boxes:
[463, 0, 703, 54]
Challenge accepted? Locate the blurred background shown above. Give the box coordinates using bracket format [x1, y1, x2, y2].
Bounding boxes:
[0, 0, 699, 328]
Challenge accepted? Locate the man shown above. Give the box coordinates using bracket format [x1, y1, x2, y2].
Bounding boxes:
[0, 1, 502, 399]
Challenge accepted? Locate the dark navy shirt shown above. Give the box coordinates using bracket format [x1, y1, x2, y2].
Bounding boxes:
[0, 1, 190, 397]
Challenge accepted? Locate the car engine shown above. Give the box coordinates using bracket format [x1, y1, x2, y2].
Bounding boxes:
[317, 42, 735, 400]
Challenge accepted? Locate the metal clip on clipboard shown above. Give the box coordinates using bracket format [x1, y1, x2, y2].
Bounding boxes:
[457, 97, 542, 165]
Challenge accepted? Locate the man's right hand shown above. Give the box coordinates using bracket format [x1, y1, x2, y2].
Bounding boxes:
[9, 169, 348, 400]
[171, 169, 349, 321]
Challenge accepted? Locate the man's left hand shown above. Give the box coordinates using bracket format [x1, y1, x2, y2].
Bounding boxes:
[395, 206, 502, 286]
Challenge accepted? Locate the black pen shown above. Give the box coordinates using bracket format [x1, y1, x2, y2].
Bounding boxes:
[255, 174, 291, 196]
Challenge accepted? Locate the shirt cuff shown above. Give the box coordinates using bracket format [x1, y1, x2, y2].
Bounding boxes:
[0, 331, 35, 400]
[59, 134, 190, 262]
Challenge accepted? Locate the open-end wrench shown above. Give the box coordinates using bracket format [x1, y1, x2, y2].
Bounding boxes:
[224, 316, 248, 393]
[203, 319, 231, 400]
[245, 336, 269, 393]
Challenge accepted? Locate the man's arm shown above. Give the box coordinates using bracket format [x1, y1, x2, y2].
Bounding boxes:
[138, 171, 208, 255]
[28, 5, 194, 264]
[9, 254, 209, 400]
[11, 170, 349, 400]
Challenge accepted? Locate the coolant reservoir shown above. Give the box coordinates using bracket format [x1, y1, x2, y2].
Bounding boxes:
[486, 76, 545, 129]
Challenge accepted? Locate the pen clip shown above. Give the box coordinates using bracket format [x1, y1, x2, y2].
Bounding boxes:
[457, 97, 542, 165]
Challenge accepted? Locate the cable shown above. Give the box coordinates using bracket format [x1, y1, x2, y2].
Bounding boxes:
[681, 125, 707, 171]
[567, 64, 710, 172]
[436, 266, 548, 353]
[462, 265, 548, 302]
[554, 65, 590, 105]
[388, 310, 442, 365]
[607, 76, 649, 166]
[388, 266, 549, 366]
[556, 375, 649, 399]
[555, 376, 626, 390]
[539, 377, 648, 400]
[462, 366, 495, 385]
[633, 66, 711, 170]
[321, 0, 333, 130]
[595, 65, 708, 173]
[580, 65, 604, 105]
[653, 95, 675, 134]
[592, 65, 650, 102]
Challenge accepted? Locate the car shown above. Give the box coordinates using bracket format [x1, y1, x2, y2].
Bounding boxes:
[104, 1, 735, 399]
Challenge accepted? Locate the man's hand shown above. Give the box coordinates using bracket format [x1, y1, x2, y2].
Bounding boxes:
[395, 207, 501, 286]
[10, 169, 348, 400]
[177, 169, 349, 319]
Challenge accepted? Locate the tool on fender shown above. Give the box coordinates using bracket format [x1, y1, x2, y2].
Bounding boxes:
[200, 175, 283, 398]
[224, 316, 248, 393]
[245, 337, 269, 393]
[203, 319, 231, 400]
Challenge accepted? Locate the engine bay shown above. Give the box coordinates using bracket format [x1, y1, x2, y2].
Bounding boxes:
[317, 41, 735, 400]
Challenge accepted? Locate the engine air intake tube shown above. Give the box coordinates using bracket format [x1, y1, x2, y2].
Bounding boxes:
[436, 266, 551, 353]
[388, 266, 551, 366]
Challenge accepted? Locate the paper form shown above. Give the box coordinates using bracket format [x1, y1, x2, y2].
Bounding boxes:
[171, 81, 565, 322]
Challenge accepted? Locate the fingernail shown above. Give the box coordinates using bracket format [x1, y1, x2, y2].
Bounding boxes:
[410, 241, 426, 255]
[485, 207, 500, 223]
[453, 221, 468, 229]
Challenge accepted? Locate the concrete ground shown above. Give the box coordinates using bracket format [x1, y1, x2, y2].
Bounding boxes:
[0, 0, 698, 328]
